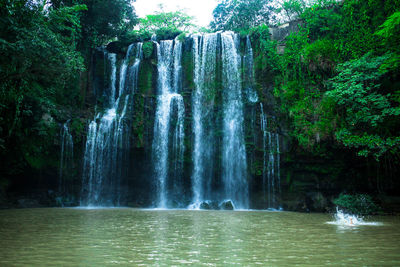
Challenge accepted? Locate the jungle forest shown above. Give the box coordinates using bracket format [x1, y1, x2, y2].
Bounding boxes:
[1, 0, 400, 265]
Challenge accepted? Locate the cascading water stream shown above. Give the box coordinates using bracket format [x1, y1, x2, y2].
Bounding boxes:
[221, 32, 249, 209]
[243, 35, 258, 103]
[80, 43, 142, 206]
[260, 103, 281, 209]
[59, 122, 73, 198]
[76, 34, 277, 209]
[190, 33, 218, 207]
[152, 39, 185, 208]
[108, 53, 117, 106]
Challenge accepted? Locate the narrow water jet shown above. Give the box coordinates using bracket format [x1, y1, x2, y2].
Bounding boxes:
[243, 35, 258, 103]
[59, 122, 73, 198]
[260, 103, 281, 209]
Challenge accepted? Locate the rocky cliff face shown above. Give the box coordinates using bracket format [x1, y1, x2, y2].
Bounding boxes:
[74, 34, 286, 209]
[1, 27, 372, 212]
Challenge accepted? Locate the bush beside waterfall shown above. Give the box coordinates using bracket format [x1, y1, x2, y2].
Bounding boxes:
[333, 193, 381, 215]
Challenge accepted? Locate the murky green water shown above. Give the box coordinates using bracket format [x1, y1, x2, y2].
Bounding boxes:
[0, 208, 399, 266]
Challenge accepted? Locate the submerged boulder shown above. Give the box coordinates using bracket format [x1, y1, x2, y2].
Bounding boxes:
[199, 200, 219, 210]
[219, 200, 235, 210]
[200, 201, 211, 210]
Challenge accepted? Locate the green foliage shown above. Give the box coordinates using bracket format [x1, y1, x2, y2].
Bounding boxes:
[210, 0, 275, 32]
[333, 193, 380, 215]
[279, 30, 309, 82]
[177, 33, 187, 42]
[326, 53, 400, 159]
[70, 118, 85, 143]
[78, 0, 137, 47]
[339, 0, 400, 59]
[304, 39, 338, 74]
[270, 0, 400, 163]
[301, 2, 342, 41]
[0, 0, 89, 179]
[50, 0, 137, 47]
[271, 28, 338, 149]
[142, 42, 154, 60]
[138, 10, 194, 33]
[375, 11, 400, 42]
[305, 39, 337, 63]
[375, 11, 400, 73]
[135, 9, 195, 40]
[279, 0, 306, 21]
[249, 25, 279, 82]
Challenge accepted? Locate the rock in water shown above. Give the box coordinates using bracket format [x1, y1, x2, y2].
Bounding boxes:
[200, 200, 220, 210]
[219, 200, 235, 210]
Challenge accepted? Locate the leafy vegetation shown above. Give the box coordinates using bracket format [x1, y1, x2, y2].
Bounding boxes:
[0, 0, 136, 183]
[1, 0, 400, 207]
[127, 7, 196, 41]
[263, 0, 400, 159]
[210, 0, 276, 32]
[245, 0, 400, 196]
[333, 193, 380, 215]
[326, 53, 400, 159]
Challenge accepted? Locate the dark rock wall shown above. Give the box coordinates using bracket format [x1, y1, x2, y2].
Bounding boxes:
[4, 29, 394, 212]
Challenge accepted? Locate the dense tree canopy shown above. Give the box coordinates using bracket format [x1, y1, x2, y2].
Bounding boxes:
[138, 10, 195, 34]
[210, 0, 276, 32]
[0, 0, 137, 182]
[50, 0, 137, 47]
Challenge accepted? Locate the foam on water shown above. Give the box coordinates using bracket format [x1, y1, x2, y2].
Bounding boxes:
[327, 208, 382, 227]
[73, 206, 131, 210]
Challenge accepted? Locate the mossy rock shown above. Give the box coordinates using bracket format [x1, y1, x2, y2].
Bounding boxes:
[219, 200, 235, 210]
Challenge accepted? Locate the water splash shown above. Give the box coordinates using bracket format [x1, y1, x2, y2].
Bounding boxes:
[327, 208, 382, 227]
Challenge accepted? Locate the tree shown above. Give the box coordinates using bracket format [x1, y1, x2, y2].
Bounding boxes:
[0, 0, 86, 177]
[280, 0, 306, 21]
[49, 0, 138, 47]
[119, 7, 197, 42]
[326, 53, 400, 159]
[79, 0, 137, 47]
[375, 11, 400, 73]
[210, 0, 276, 32]
[138, 10, 195, 34]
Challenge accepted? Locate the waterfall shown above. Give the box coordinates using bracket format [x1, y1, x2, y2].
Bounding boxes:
[59, 122, 73, 197]
[108, 53, 117, 106]
[189, 33, 251, 209]
[191, 33, 218, 207]
[221, 32, 249, 209]
[80, 43, 142, 206]
[243, 35, 258, 103]
[152, 39, 185, 208]
[78, 34, 277, 209]
[260, 103, 281, 209]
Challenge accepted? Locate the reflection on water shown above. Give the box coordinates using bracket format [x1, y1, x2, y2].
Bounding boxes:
[0, 208, 399, 266]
